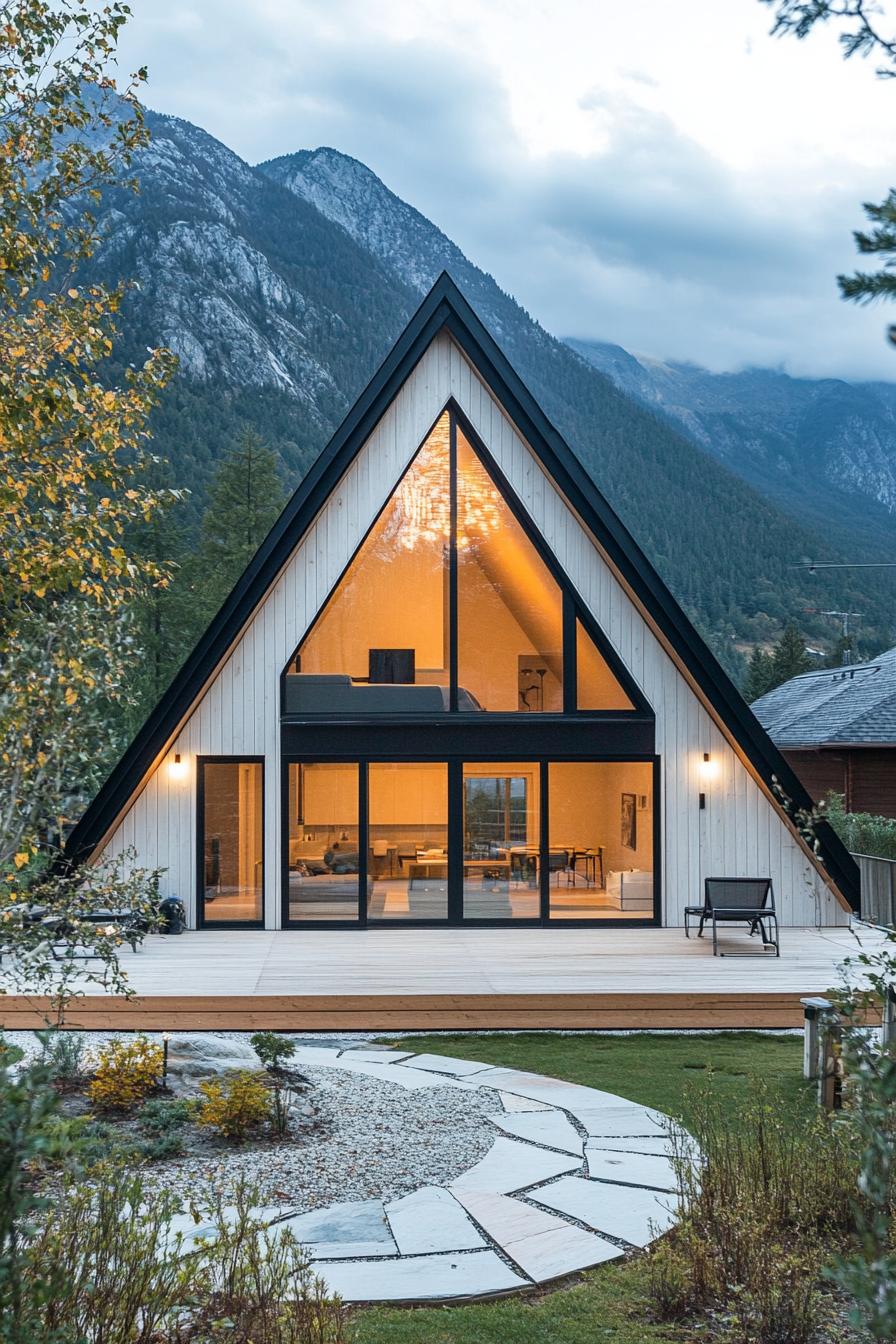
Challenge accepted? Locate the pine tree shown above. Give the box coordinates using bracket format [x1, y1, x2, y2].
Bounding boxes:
[771, 623, 812, 686]
[194, 428, 288, 623]
[743, 646, 776, 702]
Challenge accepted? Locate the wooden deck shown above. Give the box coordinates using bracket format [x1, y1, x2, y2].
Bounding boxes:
[1, 923, 885, 1031]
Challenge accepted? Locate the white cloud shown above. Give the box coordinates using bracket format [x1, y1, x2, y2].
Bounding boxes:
[116, 0, 896, 379]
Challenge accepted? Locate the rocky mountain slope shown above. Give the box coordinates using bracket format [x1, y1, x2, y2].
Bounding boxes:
[81, 123, 896, 671]
[569, 339, 896, 553]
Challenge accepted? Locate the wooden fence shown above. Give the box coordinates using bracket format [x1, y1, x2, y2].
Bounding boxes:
[853, 852, 896, 927]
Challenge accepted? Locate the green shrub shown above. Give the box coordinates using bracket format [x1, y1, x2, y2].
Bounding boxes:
[134, 1100, 197, 1161]
[250, 1032, 298, 1072]
[0, 1047, 59, 1340]
[87, 1036, 164, 1111]
[824, 791, 896, 862]
[250, 1034, 304, 1138]
[38, 1030, 85, 1085]
[194, 1182, 347, 1342]
[197, 1070, 273, 1141]
[138, 1096, 196, 1134]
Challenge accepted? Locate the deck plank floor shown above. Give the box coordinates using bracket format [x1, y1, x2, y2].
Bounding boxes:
[1, 924, 884, 1030]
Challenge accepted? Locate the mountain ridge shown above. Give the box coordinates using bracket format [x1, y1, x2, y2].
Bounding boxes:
[78, 119, 896, 674]
[568, 337, 896, 556]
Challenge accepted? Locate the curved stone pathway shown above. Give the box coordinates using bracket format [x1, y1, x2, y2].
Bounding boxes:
[242, 1044, 693, 1303]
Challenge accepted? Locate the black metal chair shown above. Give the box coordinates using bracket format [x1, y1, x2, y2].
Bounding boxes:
[696, 878, 779, 957]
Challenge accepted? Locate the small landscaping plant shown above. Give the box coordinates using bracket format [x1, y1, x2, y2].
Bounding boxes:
[136, 1096, 198, 1160]
[87, 1035, 164, 1111]
[250, 1032, 304, 1137]
[197, 1070, 273, 1141]
[250, 1031, 298, 1072]
[38, 1030, 86, 1087]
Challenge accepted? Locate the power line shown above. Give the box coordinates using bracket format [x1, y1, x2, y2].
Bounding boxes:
[791, 561, 896, 573]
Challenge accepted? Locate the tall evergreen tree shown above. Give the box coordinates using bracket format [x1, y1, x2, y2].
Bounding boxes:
[771, 623, 812, 685]
[124, 468, 199, 737]
[194, 428, 287, 623]
[743, 646, 776, 702]
[744, 624, 813, 701]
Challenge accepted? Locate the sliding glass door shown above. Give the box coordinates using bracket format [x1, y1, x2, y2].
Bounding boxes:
[281, 756, 658, 927]
[367, 763, 449, 920]
[462, 763, 541, 919]
[287, 762, 361, 922]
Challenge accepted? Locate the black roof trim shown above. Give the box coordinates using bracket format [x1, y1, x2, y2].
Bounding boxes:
[67, 273, 859, 911]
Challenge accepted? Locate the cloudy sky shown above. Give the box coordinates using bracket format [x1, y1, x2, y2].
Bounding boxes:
[118, 0, 896, 380]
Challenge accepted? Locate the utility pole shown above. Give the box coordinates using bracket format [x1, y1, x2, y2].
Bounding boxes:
[820, 611, 862, 666]
[802, 607, 863, 665]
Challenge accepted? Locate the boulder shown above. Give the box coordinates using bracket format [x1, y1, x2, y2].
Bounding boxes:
[164, 1033, 261, 1094]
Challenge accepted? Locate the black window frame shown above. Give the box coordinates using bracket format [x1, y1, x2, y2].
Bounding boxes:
[280, 753, 661, 930]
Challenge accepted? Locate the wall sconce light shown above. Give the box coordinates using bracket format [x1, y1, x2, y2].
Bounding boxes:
[699, 752, 718, 780]
[699, 752, 716, 810]
[169, 752, 186, 780]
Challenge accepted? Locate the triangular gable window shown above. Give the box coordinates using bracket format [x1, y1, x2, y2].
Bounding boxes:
[285, 408, 641, 715]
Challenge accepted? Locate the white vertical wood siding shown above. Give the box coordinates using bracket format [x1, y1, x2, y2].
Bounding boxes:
[100, 331, 846, 927]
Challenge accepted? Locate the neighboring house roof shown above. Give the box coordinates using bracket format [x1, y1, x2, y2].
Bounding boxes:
[752, 648, 896, 749]
[65, 272, 860, 911]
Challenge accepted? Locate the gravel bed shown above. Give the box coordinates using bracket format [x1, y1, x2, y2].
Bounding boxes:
[5, 1030, 503, 1212]
[140, 1063, 501, 1211]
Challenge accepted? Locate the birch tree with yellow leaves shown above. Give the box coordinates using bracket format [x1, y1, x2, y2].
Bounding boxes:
[0, 1, 176, 971]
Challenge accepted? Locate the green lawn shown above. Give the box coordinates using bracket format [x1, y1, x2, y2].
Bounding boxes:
[351, 1032, 812, 1344]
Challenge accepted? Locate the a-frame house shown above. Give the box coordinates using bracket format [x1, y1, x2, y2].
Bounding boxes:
[67, 275, 859, 932]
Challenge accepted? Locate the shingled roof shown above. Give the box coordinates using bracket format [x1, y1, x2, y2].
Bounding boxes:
[752, 647, 896, 748]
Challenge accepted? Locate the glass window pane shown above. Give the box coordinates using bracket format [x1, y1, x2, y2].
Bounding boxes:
[286, 414, 450, 713]
[463, 762, 540, 918]
[548, 761, 654, 920]
[457, 430, 562, 712]
[287, 763, 360, 922]
[202, 761, 263, 923]
[576, 619, 634, 710]
[367, 763, 448, 920]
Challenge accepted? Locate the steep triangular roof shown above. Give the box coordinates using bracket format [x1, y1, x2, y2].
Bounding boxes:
[67, 273, 859, 910]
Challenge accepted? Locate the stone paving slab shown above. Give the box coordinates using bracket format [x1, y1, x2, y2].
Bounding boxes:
[584, 1146, 679, 1191]
[398, 1052, 498, 1077]
[339, 1047, 416, 1062]
[385, 1186, 486, 1254]
[490, 1109, 584, 1155]
[499, 1091, 553, 1113]
[451, 1135, 581, 1194]
[589, 1136, 682, 1156]
[277, 1198, 396, 1259]
[573, 1105, 669, 1137]
[165, 1204, 288, 1251]
[471, 1069, 626, 1115]
[311, 1249, 529, 1301]
[531, 1175, 680, 1247]
[322, 1057, 457, 1090]
[454, 1189, 623, 1282]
